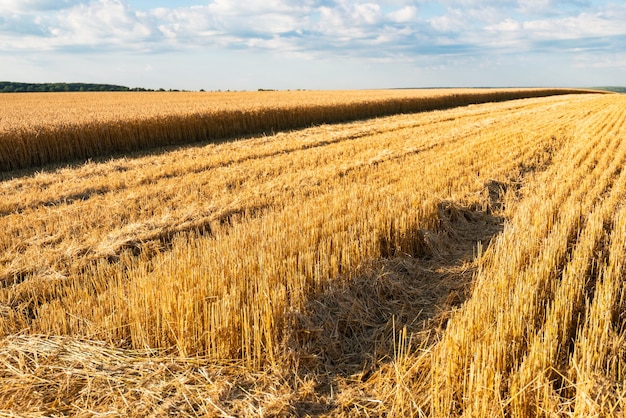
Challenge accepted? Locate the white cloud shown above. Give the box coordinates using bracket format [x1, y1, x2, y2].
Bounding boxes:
[429, 9, 464, 32]
[55, 0, 152, 47]
[1, 0, 625, 89]
[523, 11, 626, 40]
[388, 5, 417, 23]
[0, 0, 622, 55]
[351, 3, 382, 24]
[488, 18, 522, 32]
[516, 0, 554, 14]
[207, 0, 305, 15]
[0, 0, 82, 13]
[478, 4, 626, 53]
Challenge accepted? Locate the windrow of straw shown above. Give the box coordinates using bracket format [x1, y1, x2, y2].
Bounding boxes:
[0, 88, 596, 172]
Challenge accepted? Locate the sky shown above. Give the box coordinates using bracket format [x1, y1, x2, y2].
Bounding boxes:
[0, 0, 624, 90]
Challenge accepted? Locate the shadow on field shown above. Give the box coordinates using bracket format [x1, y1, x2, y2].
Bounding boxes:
[288, 184, 507, 415]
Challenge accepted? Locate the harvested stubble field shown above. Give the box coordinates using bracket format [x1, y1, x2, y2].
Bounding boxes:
[0, 89, 625, 417]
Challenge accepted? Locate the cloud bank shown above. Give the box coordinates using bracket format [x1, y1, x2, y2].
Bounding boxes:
[1, 0, 624, 89]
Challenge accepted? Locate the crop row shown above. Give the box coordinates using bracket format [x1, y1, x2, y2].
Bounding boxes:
[0, 88, 594, 172]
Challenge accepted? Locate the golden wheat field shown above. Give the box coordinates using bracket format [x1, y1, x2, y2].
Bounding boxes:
[0, 88, 587, 172]
[1, 89, 625, 417]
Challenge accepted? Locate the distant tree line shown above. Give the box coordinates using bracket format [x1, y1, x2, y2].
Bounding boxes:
[595, 86, 626, 93]
[0, 82, 155, 93]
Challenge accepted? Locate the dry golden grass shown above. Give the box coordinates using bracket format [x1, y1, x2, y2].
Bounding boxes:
[429, 95, 626, 417]
[0, 88, 593, 172]
[0, 90, 624, 416]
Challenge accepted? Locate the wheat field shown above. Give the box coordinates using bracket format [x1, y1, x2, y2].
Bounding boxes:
[1, 90, 624, 416]
[0, 88, 588, 172]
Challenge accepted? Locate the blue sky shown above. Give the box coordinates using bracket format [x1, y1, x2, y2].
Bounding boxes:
[0, 0, 624, 90]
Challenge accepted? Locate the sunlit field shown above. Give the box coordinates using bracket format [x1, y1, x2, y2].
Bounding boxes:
[0, 88, 586, 172]
[1, 89, 624, 416]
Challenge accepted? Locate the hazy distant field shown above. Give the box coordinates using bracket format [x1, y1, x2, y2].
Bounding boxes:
[1, 90, 624, 416]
